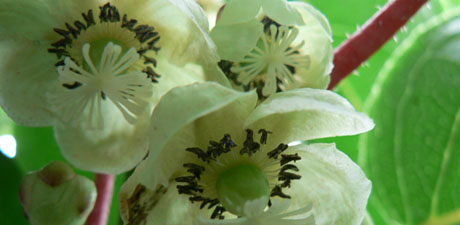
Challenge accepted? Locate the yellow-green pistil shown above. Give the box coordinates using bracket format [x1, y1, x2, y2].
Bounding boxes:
[216, 164, 270, 215]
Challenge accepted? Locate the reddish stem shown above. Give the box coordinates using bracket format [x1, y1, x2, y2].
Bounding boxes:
[328, 0, 428, 89]
[86, 174, 115, 225]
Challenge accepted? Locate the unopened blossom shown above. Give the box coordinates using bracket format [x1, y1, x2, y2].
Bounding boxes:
[211, 0, 333, 99]
[20, 161, 97, 225]
[119, 82, 373, 225]
[0, 0, 221, 173]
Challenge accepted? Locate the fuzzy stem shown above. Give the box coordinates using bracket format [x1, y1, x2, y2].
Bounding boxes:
[86, 174, 115, 225]
[328, 0, 429, 89]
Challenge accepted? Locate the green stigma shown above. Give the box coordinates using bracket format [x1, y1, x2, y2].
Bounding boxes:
[87, 38, 128, 67]
[216, 164, 270, 215]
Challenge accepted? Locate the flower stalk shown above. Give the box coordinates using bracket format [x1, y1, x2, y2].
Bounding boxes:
[328, 0, 428, 89]
[86, 174, 115, 225]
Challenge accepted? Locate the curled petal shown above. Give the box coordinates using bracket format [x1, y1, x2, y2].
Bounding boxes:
[288, 143, 371, 225]
[245, 88, 374, 146]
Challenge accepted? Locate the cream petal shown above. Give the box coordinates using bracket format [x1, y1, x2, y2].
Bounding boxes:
[140, 82, 257, 187]
[119, 164, 203, 225]
[260, 0, 304, 25]
[114, 0, 219, 65]
[0, 0, 58, 40]
[287, 143, 371, 225]
[42, 0, 107, 26]
[0, 33, 57, 126]
[291, 2, 333, 89]
[217, 0, 262, 25]
[54, 102, 151, 174]
[152, 58, 208, 104]
[210, 19, 264, 61]
[245, 88, 374, 145]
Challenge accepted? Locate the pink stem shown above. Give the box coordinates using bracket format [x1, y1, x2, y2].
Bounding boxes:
[86, 174, 115, 225]
[328, 0, 428, 89]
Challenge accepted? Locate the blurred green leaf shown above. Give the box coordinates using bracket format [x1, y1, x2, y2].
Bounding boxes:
[359, 8, 460, 225]
[13, 126, 64, 172]
[0, 155, 29, 225]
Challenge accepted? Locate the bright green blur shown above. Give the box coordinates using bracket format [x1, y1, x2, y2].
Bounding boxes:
[216, 164, 270, 215]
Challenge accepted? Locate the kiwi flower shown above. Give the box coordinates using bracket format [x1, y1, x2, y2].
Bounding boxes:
[211, 0, 334, 99]
[0, 0, 220, 173]
[119, 82, 374, 225]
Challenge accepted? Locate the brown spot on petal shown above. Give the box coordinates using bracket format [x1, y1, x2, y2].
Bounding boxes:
[125, 184, 167, 225]
[37, 161, 76, 187]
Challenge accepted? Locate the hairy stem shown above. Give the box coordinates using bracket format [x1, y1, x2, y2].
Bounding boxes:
[328, 0, 428, 89]
[86, 174, 115, 225]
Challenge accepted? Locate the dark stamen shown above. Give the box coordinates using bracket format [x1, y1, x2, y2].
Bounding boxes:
[221, 134, 236, 151]
[261, 16, 281, 34]
[134, 25, 154, 36]
[101, 91, 107, 100]
[240, 129, 260, 156]
[51, 39, 71, 48]
[137, 48, 148, 55]
[280, 164, 299, 173]
[198, 198, 219, 209]
[62, 82, 82, 90]
[65, 23, 79, 38]
[280, 153, 301, 166]
[207, 140, 226, 159]
[267, 143, 288, 159]
[189, 196, 206, 203]
[186, 147, 210, 163]
[140, 31, 158, 43]
[258, 129, 272, 144]
[53, 28, 71, 40]
[177, 184, 203, 195]
[143, 56, 157, 67]
[278, 171, 301, 182]
[174, 176, 197, 184]
[82, 10, 96, 27]
[74, 21, 87, 31]
[147, 37, 161, 52]
[48, 48, 70, 59]
[122, 14, 138, 30]
[142, 67, 161, 83]
[271, 185, 290, 199]
[183, 163, 205, 180]
[211, 206, 226, 220]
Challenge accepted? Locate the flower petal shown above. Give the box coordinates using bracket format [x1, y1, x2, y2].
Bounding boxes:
[287, 143, 371, 225]
[210, 19, 264, 61]
[261, 0, 304, 25]
[217, 0, 262, 25]
[119, 165, 202, 225]
[54, 105, 151, 174]
[0, 0, 58, 40]
[245, 88, 374, 145]
[114, 0, 219, 65]
[0, 33, 57, 126]
[291, 2, 333, 89]
[142, 82, 257, 187]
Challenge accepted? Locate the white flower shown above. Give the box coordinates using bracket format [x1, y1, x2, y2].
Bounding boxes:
[211, 0, 333, 98]
[119, 82, 373, 225]
[0, 0, 220, 173]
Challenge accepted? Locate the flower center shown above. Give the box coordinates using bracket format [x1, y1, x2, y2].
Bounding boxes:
[219, 17, 310, 99]
[175, 129, 302, 220]
[47, 3, 161, 127]
[216, 164, 270, 215]
[48, 42, 153, 128]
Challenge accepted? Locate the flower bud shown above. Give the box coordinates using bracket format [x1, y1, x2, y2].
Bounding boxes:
[19, 161, 97, 225]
